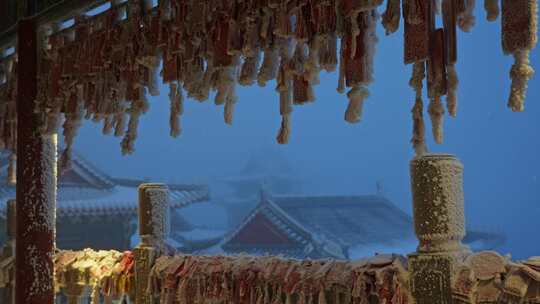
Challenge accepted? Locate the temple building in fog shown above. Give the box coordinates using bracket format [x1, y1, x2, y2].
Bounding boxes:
[0, 152, 209, 250]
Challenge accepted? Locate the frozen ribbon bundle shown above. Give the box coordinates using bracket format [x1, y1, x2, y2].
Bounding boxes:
[146, 253, 411, 304]
[452, 251, 540, 303]
[0, 0, 537, 164]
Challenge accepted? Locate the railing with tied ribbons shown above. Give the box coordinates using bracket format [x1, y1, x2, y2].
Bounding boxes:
[1, 154, 540, 304]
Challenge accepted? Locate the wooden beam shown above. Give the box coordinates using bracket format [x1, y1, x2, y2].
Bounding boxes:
[16, 18, 58, 304]
[0, 0, 112, 51]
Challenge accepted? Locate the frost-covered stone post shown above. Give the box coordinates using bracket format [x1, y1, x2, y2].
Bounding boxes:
[408, 153, 468, 304]
[134, 183, 170, 304]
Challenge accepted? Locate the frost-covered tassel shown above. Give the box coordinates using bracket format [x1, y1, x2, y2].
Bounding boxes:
[121, 111, 140, 155]
[276, 52, 293, 144]
[345, 86, 369, 123]
[507, 50, 535, 112]
[61, 88, 84, 172]
[7, 152, 16, 185]
[113, 112, 126, 137]
[428, 97, 445, 144]
[285, 294, 292, 304]
[215, 68, 234, 105]
[102, 115, 114, 135]
[318, 289, 327, 304]
[120, 96, 147, 155]
[147, 63, 161, 96]
[349, 11, 361, 59]
[277, 85, 292, 144]
[169, 83, 183, 137]
[291, 42, 308, 76]
[306, 38, 321, 87]
[320, 34, 338, 72]
[337, 39, 346, 94]
[258, 48, 280, 86]
[277, 113, 292, 144]
[409, 62, 428, 155]
[382, 0, 401, 35]
[446, 64, 459, 117]
[502, 0, 538, 112]
[458, 0, 476, 32]
[272, 287, 283, 304]
[224, 87, 237, 125]
[411, 97, 428, 156]
[484, 0, 500, 21]
[264, 284, 271, 304]
[59, 146, 73, 173]
[240, 52, 261, 86]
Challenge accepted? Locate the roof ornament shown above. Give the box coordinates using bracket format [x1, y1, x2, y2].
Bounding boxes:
[259, 180, 270, 203]
[376, 180, 384, 196]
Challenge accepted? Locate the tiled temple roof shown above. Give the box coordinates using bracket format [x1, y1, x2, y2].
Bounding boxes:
[222, 193, 416, 259]
[0, 152, 209, 218]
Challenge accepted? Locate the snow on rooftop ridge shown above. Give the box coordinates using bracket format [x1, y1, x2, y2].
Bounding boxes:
[0, 185, 209, 219]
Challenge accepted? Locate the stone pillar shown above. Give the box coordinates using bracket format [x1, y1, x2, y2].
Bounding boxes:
[16, 18, 58, 304]
[408, 153, 469, 304]
[134, 183, 169, 304]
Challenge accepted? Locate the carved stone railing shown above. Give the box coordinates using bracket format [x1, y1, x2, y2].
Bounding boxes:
[1, 164, 539, 304]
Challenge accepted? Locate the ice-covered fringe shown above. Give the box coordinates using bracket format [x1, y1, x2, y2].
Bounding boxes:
[344, 10, 378, 124]
[458, 0, 476, 32]
[428, 97, 445, 144]
[382, 0, 401, 35]
[169, 82, 183, 138]
[446, 64, 459, 117]
[120, 93, 149, 155]
[502, 0, 537, 112]
[409, 62, 428, 156]
[60, 85, 84, 172]
[345, 86, 370, 123]
[484, 0, 500, 22]
[276, 39, 293, 144]
[240, 52, 261, 87]
[508, 50, 535, 112]
[337, 39, 346, 94]
[258, 48, 279, 87]
[0, 0, 537, 158]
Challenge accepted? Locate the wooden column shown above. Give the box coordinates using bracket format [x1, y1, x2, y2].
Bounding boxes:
[16, 18, 58, 304]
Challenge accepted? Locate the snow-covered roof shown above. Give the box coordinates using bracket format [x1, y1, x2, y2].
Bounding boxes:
[222, 194, 416, 259]
[0, 184, 209, 218]
[0, 152, 210, 218]
[271, 195, 415, 247]
[173, 200, 229, 230]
